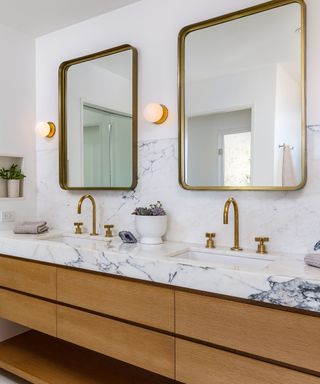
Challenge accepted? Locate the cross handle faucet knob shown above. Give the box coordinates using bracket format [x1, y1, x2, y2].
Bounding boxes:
[205, 232, 216, 249]
[255, 237, 269, 254]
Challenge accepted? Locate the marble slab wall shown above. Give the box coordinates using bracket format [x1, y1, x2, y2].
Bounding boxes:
[37, 124, 320, 254]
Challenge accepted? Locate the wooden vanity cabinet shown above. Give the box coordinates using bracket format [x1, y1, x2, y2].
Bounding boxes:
[56, 267, 175, 378]
[57, 267, 174, 331]
[175, 291, 320, 372]
[0, 288, 56, 336]
[0, 255, 56, 299]
[0, 255, 57, 336]
[176, 339, 320, 384]
[57, 305, 175, 378]
[0, 257, 176, 380]
[0, 254, 319, 384]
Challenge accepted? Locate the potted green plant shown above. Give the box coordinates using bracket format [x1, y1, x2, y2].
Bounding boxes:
[0, 164, 26, 198]
[132, 201, 167, 244]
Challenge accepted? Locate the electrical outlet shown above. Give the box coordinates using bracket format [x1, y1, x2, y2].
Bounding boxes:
[0, 211, 15, 222]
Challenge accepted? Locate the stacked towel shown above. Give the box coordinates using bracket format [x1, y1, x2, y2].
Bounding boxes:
[13, 221, 48, 234]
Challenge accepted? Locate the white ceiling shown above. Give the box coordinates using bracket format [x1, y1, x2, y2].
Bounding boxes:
[0, 0, 140, 37]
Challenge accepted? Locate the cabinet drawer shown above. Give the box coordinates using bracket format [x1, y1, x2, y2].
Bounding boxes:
[176, 291, 320, 372]
[57, 268, 174, 331]
[176, 339, 320, 384]
[0, 288, 56, 336]
[57, 305, 174, 379]
[0, 255, 56, 299]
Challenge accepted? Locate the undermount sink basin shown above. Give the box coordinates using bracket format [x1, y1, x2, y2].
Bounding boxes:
[40, 233, 274, 271]
[173, 250, 274, 270]
[42, 234, 113, 249]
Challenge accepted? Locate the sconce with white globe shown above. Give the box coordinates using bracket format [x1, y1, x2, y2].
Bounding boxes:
[35, 122, 56, 138]
[143, 103, 168, 124]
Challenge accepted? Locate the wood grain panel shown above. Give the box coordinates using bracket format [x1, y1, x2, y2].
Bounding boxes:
[0, 255, 56, 299]
[57, 305, 175, 379]
[176, 291, 320, 372]
[176, 339, 320, 384]
[0, 289, 56, 336]
[57, 268, 174, 331]
[0, 331, 175, 384]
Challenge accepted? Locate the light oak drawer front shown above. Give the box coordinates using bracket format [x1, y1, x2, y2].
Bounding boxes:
[57, 268, 174, 331]
[0, 256, 56, 299]
[57, 305, 175, 379]
[176, 339, 320, 384]
[0, 289, 56, 336]
[176, 291, 320, 372]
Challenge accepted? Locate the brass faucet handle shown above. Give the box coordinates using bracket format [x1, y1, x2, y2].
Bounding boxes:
[205, 232, 216, 249]
[255, 237, 269, 254]
[255, 237, 269, 242]
[74, 222, 83, 235]
[104, 224, 114, 238]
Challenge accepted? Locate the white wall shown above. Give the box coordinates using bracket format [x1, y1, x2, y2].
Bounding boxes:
[36, 0, 320, 254]
[187, 65, 277, 185]
[0, 24, 36, 228]
[0, 24, 36, 339]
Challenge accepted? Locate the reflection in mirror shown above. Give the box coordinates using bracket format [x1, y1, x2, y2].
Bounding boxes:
[59, 45, 137, 190]
[82, 105, 132, 187]
[179, 1, 305, 190]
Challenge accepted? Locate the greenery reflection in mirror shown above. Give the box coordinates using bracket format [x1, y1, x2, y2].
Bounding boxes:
[179, 0, 305, 190]
[59, 45, 137, 190]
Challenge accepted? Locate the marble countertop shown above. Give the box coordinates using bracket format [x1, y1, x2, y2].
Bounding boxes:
[0, 230, 320, 313]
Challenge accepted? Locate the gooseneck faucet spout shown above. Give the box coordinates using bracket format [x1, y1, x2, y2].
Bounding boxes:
[223, 197, 242, 251]
[77, 194, 98, 236]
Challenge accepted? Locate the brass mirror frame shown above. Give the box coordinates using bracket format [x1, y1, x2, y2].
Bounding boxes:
[178, 0, 306, 191]
[59, 44, 138, 190]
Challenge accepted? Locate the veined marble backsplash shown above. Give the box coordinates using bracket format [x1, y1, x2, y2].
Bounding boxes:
[37, 124, 320, 255]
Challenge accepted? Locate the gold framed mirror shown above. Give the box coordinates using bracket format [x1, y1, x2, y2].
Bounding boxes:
[59, 44, 137, 190]
[178, 0, 306, 191]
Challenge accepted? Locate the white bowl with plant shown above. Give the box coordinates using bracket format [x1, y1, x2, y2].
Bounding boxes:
[132, 201, 167, 245]
[0, 164, 26, 198]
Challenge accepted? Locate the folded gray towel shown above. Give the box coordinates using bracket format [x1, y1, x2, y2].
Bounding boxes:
[304, 254, 320, 268]
[13, 221, 48, 235]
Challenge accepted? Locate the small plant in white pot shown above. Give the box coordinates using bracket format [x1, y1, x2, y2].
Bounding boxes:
[0, 164, 26, 198]
[132, 201, 167, 245]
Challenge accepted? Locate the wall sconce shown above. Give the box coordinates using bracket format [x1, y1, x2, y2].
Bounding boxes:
[35, 122, 56, 138]
[143, 103, 168, 124]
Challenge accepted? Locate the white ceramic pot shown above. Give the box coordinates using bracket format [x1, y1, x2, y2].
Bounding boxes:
[7, 179, 20, 198]
[135, 215, 167, 245]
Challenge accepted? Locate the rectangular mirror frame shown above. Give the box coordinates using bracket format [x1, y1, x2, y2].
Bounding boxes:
[59, 44, 138, 190]
[178, 0, 306, 191]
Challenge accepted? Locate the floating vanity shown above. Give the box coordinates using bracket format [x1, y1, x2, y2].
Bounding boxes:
[0, 231, 319, 383]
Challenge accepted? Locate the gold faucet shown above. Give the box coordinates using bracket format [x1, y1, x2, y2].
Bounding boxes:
[223, 197, 242, 251]
[77, 194, 98, 236]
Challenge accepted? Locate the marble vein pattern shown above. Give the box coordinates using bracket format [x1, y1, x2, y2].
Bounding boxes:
[249, 277, 320, 311]
[1, 231, 320, 313]
[33, 123, 320, 313]
[37, 125, 320, 255]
